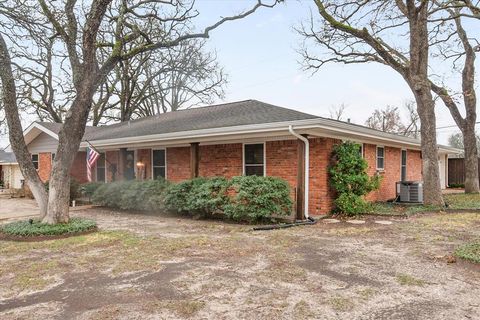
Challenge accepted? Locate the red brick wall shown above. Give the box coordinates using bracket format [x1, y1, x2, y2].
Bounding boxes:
[364, 144, 423, 202]
[199, 144, 242, 178]
[38, 153, 52, 182]
[266, 140, 298, 189]
[58, 140, 424, 214]
[70, 151, 88, 183]
[167, 147, 191, 182]
[407, 150, 422, 181]
[266, 140, 298, 208]
[309, 137, 339, 214]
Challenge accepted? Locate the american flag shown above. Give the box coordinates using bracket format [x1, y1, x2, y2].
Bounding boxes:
[86, 146, 100, 182]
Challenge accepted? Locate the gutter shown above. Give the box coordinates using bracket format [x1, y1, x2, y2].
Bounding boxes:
[288, 125, 310, 220]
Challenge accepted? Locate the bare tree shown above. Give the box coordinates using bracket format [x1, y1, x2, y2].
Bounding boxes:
[448, 132, 480, 154]
[366, 106, 406, 134]
[428, 4, 480, 193]
[298, 0, 479, 204]
[402, 100, 420, 139]
[365, 102, 420, 138]
[328, 103, 347, 121]
[94, 38, 226, 125]
[0, 0, 279, 224]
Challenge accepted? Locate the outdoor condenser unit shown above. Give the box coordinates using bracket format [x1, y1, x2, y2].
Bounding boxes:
[396, 181, 423, 203]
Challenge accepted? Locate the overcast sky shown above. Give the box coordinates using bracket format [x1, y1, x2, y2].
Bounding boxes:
[1, 0, 479, 148]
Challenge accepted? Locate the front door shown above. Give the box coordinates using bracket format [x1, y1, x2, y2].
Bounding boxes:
[124, 151, 135, 180]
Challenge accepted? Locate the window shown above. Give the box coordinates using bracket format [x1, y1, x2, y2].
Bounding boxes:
[51, 153, 55, 164]
[376, 146, 385, 170]
[31, 154, 39, 170]
[244, 143, 265, 176]
[96, 153, 106, 182]
[401, 149, 407, 181]
[358, 143, 364, 158]
[152, 149, 166, 179]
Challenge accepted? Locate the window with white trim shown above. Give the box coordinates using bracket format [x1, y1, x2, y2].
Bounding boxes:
[358, 143, 364, 158]
[376, 146, 385, 170]
[96, 153, 106, 182]
[31, 154, 39, 170]
[51, 153, 55, 164]
[244, 143, 265, 176]
[152, 150, 166, 179]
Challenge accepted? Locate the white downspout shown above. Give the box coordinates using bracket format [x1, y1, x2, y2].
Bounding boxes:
[288, 125, 310, 220]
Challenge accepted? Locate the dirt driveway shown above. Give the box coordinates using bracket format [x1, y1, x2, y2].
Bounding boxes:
[0, 198, 39, 221]
[1, 209, 479, 319]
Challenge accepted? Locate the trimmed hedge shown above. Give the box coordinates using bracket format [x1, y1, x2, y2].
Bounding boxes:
[224, 176, 292, 221]
[92, 179, 169, 211]
[92, 176, 293, 222]
[80, 182, 104, 199]
[1, 218, 97, 237]
[164, 177, 229, 216]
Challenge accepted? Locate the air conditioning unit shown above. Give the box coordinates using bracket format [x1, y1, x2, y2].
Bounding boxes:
[396, 181, 423, 203]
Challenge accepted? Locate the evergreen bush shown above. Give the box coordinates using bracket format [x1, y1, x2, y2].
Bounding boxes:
[329, 141, 381, 216]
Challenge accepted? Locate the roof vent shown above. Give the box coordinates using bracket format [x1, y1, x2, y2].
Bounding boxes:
[347, 118, 351, 123]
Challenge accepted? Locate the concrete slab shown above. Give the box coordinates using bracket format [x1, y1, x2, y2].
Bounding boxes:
[323, 218, 341, 224]
[346, 220, 365, 225]
[0, 198, 39, 221]
[374, 220, 393, 225]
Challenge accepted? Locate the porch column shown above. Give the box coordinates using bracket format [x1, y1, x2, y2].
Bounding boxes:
[190, 142, 199, 178]
[119, 148, 128, 180]
[296, 135, 308, 220]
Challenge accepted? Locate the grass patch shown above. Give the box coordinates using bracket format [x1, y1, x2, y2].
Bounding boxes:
[444, 193, 480, 210]
[329, 296, 354, 312]
[455, 241, 480, 264]
[370, 202, 442, 217]
[396, 273, 425, 286]
[1, 218, 97, 237]
[370, 193, 480, 217]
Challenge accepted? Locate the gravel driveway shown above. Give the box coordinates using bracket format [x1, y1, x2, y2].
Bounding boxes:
[0, 198, 39, 221]
[1, 208, 479, 319]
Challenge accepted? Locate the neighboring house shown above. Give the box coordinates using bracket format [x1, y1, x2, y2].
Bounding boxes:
[0, 150, 23, 189]
[22, 100, 459, 216]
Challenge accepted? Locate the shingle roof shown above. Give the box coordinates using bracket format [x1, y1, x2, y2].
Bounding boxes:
[38, 100, 318, 142]
[87, 100, 318, 141]
[0, 150, 16, 163]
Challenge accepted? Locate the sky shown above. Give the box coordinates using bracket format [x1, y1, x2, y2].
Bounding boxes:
[1, 0, 479, 148]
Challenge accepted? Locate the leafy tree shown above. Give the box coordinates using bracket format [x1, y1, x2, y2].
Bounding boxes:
[329, 142, 381, 216]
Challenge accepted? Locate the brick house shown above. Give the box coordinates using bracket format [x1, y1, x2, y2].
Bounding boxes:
[22, 100, 458, 217]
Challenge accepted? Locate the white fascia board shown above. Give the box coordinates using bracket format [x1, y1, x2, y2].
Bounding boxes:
[80, 117, 458, 153]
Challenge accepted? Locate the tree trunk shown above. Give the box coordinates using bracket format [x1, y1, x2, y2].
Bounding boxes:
[407, 2, 444, 206]
[415, 92, 444, 205]
[0, 33, 49, 218]
[463, 125, 480, 193]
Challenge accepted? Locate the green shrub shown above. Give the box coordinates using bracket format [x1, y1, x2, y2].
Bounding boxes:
[44, 177, 81, 202]
[1, 218, 97, 237]
[92, 179, 170, 212]
[119, 179, 169, 211]
[92, 176, 293, 223]
[92, 181, 124, 207]
[223, 176, 293, 222]
[329, 141, 381, 216]
[80, 182, 104, 199]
